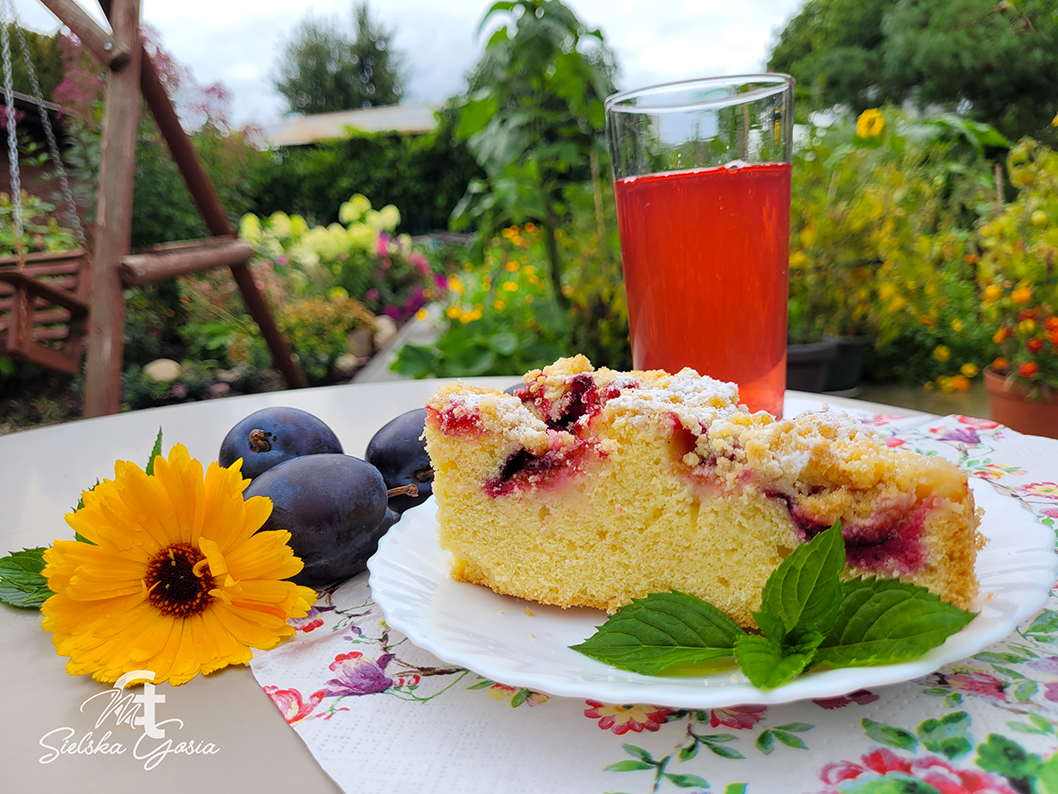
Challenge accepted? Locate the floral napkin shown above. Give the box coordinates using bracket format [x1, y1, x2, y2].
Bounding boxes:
[250, 410, 1058, 794]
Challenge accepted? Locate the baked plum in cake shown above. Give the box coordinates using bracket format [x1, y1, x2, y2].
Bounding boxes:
[423, 356, 982, 627]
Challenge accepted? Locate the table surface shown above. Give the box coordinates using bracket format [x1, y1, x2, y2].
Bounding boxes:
[0, 379, 1050, 793]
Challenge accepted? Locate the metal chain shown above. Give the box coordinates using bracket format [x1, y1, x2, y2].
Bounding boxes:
[11, 6, 86, 247]
[0, 0, 24, 248]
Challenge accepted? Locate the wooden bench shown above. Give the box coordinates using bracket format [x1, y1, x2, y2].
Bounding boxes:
[0, 249, 89, 374]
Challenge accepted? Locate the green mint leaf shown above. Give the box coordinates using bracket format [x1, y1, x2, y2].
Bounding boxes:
[0, 548, 54, 609]
[570, 591, 745, 675]
[760, 522, 844, 635]
[814, 577, 976, 668]
[753, 610, 787, 644]
[146, 427, 164, 476]
[734, 632, 820, 690]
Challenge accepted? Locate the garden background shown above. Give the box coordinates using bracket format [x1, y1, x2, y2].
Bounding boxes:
[1, 0, 1057, 432]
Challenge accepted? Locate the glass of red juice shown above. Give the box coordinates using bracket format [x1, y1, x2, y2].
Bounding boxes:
[605, 74, 794, 416]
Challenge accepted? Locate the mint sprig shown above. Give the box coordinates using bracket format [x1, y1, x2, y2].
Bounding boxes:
[570, 590, 745, 674]
[570, 523, 977, 689]
[0, 548, 53, 608]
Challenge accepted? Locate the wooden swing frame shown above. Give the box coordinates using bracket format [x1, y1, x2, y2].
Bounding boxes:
[6, 0, 307, 416]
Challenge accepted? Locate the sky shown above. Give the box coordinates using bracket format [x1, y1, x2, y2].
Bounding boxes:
[10, 0, 804, 128]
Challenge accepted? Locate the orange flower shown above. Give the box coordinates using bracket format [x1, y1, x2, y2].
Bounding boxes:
[1027, 338, 1045, 354]
[1011, 287, 1032, 305]
[1046, 316, 1058, 332]
[993, 327, 1011, 344]
[993, 357, 1009, 372]
[1019, 361, 1039, 378]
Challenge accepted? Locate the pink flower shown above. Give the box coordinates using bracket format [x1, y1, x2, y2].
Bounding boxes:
[885, 437, 906, 447]
[376, 233, 391, 257]
[583, 701, 673, 735]
[263, 686, 324, 725]
[365, 288, 380, 301]
[410, 251, 430, 274]
[709, 704, 767, 729]
[957, 416, 1001, 429]
[817, 748, 1019, 793]
[813, 689, 880, 710]
[1042, 507, 1058, 519]
[1019, 482, 1058, 498]
[945, 670, 1007, 700]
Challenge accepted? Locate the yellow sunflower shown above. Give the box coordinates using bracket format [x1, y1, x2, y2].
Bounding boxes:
[41, 444, 316, 686]
[856, 108, 885, 139]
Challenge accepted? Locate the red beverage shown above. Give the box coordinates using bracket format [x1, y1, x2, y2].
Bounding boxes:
[614, 162, 791, 416]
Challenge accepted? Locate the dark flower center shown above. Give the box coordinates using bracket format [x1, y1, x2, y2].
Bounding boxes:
[145, 542, 215, 618]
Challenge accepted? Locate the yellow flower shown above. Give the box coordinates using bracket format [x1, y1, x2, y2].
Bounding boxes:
[415, 308, 428, 321]
[1018, 319, 1036, 335]
[950, 319, 963, 333]
[1052, 111, 1058, 128]
[493, 299, 506, 311]
[41, 445, 316, 686]
[982, 284, 1002, 305]
[448, 275, 463, 294]
[502, 281, 519, 292]
[445, 305, 462, 319]
[933, 345, 951, 362]
[856, 108, 884, 139]
[960, 363, 979, 378]
[505, 261, 519, 272]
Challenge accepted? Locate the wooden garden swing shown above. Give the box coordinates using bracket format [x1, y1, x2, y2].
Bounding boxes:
[0, 0, 306, 417]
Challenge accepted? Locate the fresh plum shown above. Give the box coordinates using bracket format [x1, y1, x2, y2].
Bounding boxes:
[219, 406, 342, 481]
[365, 408, 433, 512]
[245, 454, 392, 587]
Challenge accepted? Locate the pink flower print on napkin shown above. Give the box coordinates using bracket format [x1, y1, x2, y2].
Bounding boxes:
[817, 748, 1019, 794]
[945, 669, 1007, 701]
[320, 651, 395, 697]
[263, 686, 325, 725]
[812, 689, 880, 710]
[956, 416, 1001, 430]
[708, 704, 767, 729]
[583, 701, 673, 735]
[1018, 482, 1058, 499]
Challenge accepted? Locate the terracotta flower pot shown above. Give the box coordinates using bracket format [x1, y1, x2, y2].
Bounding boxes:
[983, 367, 1058, 439]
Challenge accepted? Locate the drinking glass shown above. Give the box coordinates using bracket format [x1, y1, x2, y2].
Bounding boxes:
[605, 74, 794, 416]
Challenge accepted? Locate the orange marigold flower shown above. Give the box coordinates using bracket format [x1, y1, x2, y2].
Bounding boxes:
[951, 375, 971, 392]
[1045, 316, 1058, 332]
[1011, 287, 1032, 305]
[1027, 338, 1045, 354]
[993, 327, 1011, 344]
[960, 363, 979, 378]
[982, 284, 1002, 302]
[992, 357, 1009, 372]
[1019, 362, 1039, 378]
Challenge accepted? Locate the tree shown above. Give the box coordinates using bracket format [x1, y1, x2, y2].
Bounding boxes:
[1, 24, 65, 102]
[273, 1, 404, 115]
[452, 0, 617, 312]
[768, 0, 1058, 144]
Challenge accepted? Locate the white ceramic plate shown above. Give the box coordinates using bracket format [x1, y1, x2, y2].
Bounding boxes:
[368, 479, 1057, 708]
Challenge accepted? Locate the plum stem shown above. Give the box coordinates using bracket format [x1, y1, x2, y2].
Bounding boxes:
[248, 429, 271, 453]
[387, 484, 419, 498]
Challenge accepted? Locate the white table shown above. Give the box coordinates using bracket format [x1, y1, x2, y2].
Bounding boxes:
[0, 382, 1017, 793]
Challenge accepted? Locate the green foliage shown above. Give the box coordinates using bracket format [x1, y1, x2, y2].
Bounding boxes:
[0, 191, 77, 254]
[788, 106, 1000, 388]
[976, 139, 1058, 397]
[769, 0, 1058, 145]
[247, 117, 483, 236]
[272, 1, 404, 114]
[2, 24, 65, 101]
[452, 0, 617, 312]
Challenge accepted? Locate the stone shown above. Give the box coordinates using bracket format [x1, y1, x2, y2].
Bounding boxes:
[373, 315, 398, 350]
[347, 326, 373, 359]
[143, 358, 183, 382]
[334, 353, 361, 376]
